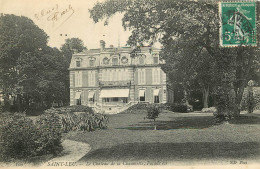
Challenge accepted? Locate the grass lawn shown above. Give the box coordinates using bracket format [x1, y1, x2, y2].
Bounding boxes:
[64, 111, 260, 165]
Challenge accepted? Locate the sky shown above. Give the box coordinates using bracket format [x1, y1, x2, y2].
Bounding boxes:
[0, 0, 131, 49]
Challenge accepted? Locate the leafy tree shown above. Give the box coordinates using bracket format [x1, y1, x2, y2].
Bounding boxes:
[0, 14, 48, 111]
[90, 0, 260, 121]
[146, 105, 160, 130]
[0, 14, 69, 113]
[161, 38, 218, 108]
[60, 38, 87, 64]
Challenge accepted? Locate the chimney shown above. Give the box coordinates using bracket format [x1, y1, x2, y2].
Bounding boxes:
[100, 40, 105, 51]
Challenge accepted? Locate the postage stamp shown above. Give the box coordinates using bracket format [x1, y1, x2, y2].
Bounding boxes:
[219, 1, 257, 47]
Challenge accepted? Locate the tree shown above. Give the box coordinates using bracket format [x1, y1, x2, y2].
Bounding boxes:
[90, 0, 260, 121]
[0, 14, 48, 111]
[60, 38, 87, 64]
[0, 14, 70, 113]
[146, 105, 160, 130]
[160, 38, 218, 108]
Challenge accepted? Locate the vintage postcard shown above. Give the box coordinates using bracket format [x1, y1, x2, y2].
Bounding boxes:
[0, 0, 259, 169]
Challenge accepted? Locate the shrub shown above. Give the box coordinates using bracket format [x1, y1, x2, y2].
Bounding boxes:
[120, 103, 170, 114]
[167, 103, 193, 113]
[201, 107, 217, 114]
[44, 106, 109, 132]
[146, 105, 161, 130]
[35, 113, 63, 156]
[241, 87, 260, 111]
[146, 105, 160, 121]
[0, 113, 38, 161]
[0, 112, 63, 161]
[44, 105, 94, 114]
[58, 112, 109, 132]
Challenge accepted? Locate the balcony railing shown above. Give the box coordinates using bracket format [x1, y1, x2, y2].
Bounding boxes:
[99, 80, 131, 87]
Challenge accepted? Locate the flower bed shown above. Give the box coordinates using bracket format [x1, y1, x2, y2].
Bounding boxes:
[44, 105, 109, 132]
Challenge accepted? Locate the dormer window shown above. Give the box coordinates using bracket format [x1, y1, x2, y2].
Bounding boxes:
[139, 55, 145, 65]
[153, 56, 159, 64]
[89, 60, 95, 67]
[103, 57, 109, 65]
[112, 57, 118, 66]
[89, 57, 96, 67]
[76, 61, 81, 67]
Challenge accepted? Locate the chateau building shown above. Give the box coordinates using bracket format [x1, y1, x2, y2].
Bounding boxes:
[69, 40, 168, 112]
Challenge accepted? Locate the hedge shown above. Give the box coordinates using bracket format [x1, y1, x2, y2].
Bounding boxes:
[0, 113, 62, 161]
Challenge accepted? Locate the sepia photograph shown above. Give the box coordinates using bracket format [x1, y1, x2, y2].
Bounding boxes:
[0, 0, 260, 169]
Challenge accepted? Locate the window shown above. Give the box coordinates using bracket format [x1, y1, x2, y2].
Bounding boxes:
[153, 89, 160, 103]
[76, 61, 81, 67]
[153, 56, 159, 64]
[152, 68, 160, 84]
[120, 69, 124, 81]
[154, 96, 159, 103]
[114, 69, 118, 81]
[121, 56, 128, 64]
[75, 71, 82, 87]
[103, 57, 109, 65]
[88, 91, 95, 103]
[76, 98, 81, 105]
[112, 98, 119, 102]
[139, 56, 144, 65]
[102, 70, 108, 81]
[138, 69, 146, 84]
[89, 59, 95, 67]
[88, 71, 95, 86]
[123, 69, 129, 81]
[139, 89, 145, 101]
[112, 58, 118, 65]
[102, 69, 129, 82]
[75, 91, 81, 105]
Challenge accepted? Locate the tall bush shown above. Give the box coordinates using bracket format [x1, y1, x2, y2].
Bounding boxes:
[0, 112, 63, 161]
[35, 113, 63, 156]
[0, 113, 38, 161]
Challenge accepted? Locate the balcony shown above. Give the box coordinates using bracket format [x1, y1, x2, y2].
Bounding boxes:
[99, 80, 131, 87]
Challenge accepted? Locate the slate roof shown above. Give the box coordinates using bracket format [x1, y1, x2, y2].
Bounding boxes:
[75, 46, 160, 55]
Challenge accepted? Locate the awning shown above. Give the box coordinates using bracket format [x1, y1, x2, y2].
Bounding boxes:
[153, 89, 160, 96]
[100, 89, 129, 98]
[139, 90, 145, 97]
[88, 91, 95, 99]
[75, 92, 81, 99]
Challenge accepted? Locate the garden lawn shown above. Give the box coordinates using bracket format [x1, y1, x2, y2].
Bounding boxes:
[64, 112, 260, 165]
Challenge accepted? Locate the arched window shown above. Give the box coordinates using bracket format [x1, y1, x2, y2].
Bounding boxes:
[76, 61, 81, 67]
[153, 56, 159, 64]
[103, 57, 109, 65]
[139, 55, 145, 65]
[89, 57, 96, 67]
[75, 58, 82, 67]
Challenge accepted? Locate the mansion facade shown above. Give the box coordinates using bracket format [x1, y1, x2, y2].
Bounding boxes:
[69, 40, 168, 113]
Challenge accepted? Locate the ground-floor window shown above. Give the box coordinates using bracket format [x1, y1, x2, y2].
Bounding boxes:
[154, 96, 159, 103]
[139, 89, 145, 101]
[76, 98, 81, 105]
[75, 91, 82, 105]
[140, 95, 145, 101]
[102, 97, 128, 103]
[89, 98, 94, 103]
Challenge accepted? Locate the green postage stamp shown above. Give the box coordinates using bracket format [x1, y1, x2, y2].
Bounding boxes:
[219, 1, 257, 47]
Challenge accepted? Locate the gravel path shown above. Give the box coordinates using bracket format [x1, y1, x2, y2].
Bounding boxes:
[42, 139, 91, 166]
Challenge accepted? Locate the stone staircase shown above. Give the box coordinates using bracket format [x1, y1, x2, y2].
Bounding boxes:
[90, 101, 138, 114]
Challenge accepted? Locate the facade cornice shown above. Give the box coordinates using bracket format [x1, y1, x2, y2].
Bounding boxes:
[68, 64, 164, 71]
